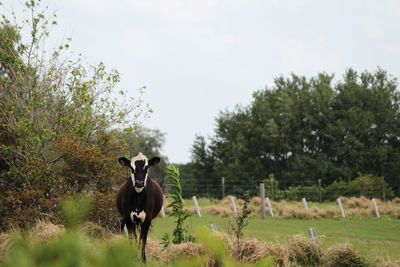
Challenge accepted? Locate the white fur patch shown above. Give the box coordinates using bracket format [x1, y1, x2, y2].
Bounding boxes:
[135, 187, 144, 193]
[130, 152, 149, 169]
[130, 211, 146, 223]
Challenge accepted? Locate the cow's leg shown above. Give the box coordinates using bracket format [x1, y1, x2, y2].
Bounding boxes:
[123, 217, 137, 241]
[139, 220, 151, 263]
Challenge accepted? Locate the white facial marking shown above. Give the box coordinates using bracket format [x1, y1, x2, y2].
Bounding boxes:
[135, 187, 144, 193]
[130, 152, 149, 188]
[130, 152, 149, 167]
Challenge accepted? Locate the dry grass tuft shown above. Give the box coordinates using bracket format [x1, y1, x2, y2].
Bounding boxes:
[322, 243, 369, 267]
[202, 206, 232, 217]
[148, 239, 206, 263]
[0, 233, 11, 262]
[251, 196, 261, 206]
[392, 197, 400, 204]
[288, 235, 322, 266]
[342, 196, 370, 209]
[146, 239, 164, 262]
[31, 220, 63, 240]
[165, 242, 205, 261]
[377, 260, 400, 267]
[80, 221, 110, 239]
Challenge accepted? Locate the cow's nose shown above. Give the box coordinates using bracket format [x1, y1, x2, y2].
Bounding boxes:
[135, 181, 144, 187]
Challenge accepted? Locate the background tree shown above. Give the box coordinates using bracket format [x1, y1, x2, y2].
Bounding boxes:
[186, 70, 400, 197]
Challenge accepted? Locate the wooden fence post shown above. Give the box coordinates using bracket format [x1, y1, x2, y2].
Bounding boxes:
[372, 198, 380, 218]
[230, 196, 238, 217]
[260, 183, 266, 220]
[308, 228, 318, 244]
[222, 177, 225, 199]
[192, 196, 201, 217]
[337, 197, 345, 218]
[266, 197, 274, 217]
[302, 197, 309, 210]
[210, 223, 217, 232]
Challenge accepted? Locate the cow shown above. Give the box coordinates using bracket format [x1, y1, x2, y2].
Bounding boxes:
[116, 152, 163, 262]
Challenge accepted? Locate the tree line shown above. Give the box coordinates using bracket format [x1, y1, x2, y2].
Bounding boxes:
[181, 70, 400, 198]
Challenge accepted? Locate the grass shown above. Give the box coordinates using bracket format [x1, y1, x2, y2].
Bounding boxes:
[150, 214, 400, 262]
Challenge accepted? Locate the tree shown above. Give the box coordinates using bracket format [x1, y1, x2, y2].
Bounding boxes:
[0, 0, 151, 228]
[187, 70, 400, 196]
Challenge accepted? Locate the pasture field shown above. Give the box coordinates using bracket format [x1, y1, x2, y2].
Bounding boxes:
[151, 215, 400, 261]
[1, 197, 399, 266]
[150, 197, 400, 262]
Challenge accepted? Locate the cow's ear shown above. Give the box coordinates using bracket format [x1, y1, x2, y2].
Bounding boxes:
[148, 157, 160, 166]
[118, 157, 131, 167]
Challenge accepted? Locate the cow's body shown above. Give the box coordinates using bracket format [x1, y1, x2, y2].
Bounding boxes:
[116, 177, 163, 227]
[115, 153, 163, 262]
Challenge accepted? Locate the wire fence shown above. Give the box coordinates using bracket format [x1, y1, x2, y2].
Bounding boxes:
[172, 178, 390, 202]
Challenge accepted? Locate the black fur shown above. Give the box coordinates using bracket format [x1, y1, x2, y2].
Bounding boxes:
[116, 156, 163, 263]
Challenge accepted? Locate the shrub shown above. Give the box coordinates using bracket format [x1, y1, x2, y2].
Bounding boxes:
[89, 192, 119, 231]
[288, 235, 322, 266]
[162, 165, 194, 246]
[322, 243, 369, 267]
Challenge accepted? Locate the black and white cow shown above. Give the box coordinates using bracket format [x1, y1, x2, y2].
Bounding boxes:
[116, 152, 163, 262]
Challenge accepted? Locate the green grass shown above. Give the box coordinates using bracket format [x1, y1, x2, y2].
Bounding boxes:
[150, 214, 400, 262]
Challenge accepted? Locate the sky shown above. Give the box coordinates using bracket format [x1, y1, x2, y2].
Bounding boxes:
[3, 0, 400, 163]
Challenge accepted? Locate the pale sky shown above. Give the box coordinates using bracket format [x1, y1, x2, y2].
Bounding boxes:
[4, 0, 400, 163]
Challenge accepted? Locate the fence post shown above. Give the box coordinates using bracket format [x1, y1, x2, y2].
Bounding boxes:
[210, 223, 217, 232]
[192, 196, 201, 217]
[308, 228, 318, 244]
[230, 196, 238, 217]
[337, 197, 345, 218]
[266, 197, 274, 217]
[260, 182, 266, 220]
[302, 197, 309, 210]
[222, 177, 225, 199]
[318, 179, 322, 203]
[372, 198, 380, 218]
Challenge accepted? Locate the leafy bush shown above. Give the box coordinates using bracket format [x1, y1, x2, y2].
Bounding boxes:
[270, 174, 395, 202]
[0, 0, 155, 230]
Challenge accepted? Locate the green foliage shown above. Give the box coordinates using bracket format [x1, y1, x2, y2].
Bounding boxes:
[271, 174, 395, 202]
[1, 197, 275, 267]
[228, 191, 252, 261]
[162, 165, 194, 246]
[61, 196, 90, 230]
[188, 70, 400, 197]
[0, 1, 167, 230]
[2, 197, 141, 267]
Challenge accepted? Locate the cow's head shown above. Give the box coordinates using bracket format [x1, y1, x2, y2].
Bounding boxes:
[118, 152, 160, 193]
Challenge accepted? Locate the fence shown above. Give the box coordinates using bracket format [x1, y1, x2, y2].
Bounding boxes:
[178, 177, 391, 202]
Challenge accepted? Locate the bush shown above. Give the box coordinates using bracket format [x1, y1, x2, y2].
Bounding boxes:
[322, 244, 369, 267]
[288, 235, 322, 266]
[89, 192, 120, 231]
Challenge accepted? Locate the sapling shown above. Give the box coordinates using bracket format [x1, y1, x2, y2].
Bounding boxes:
[228, 191, 252, 261]
[161, 165, 194, 247]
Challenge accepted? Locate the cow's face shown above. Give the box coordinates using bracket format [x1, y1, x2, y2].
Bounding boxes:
[118, 153, 160, 193]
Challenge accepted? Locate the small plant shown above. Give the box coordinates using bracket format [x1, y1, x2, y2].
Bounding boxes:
[161, 165, 194, 247]
[228, 191, 252, 261]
